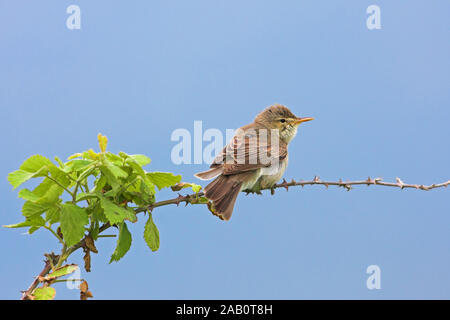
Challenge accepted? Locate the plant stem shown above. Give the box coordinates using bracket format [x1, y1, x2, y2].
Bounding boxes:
[44, 225, 64, 245]
[46, 175, 74, 197]
[21, 176, 449, 299]
[21, 253, 59, 300]
[52, 176, 450, 268]
[72, 182, 80, 204]
[52, 279, 84, 284]
[55, 245, 67, 269]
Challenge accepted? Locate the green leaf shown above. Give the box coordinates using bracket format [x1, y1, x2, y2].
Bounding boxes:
[45, 207, 60, 224]
[48, 165, 71, 186]
[54, 156, 65, 168]
[67, 152, 83, 160]
[99, 196, 137, 224]
[146, 172, 182, 190]
[20, 155, 53, 174]
[91, 219, 100, 240]
[77, 164, 97, 182]
[75, 192, 99, 203]
[118, 151, 129, 159]
[46, 264, 78, 280]
[99, 166, 120, 189]
[18, 189, 41, 202]
[19, 177, 67, 206]
[64, 159, 93, 173]
[92, 175, 107, 193]
[109, 222, 132, 263]
[28, 226, 40, 234]
[102, 187, 121, 198]
[105, 152, 124, 166]
[60, 204, 88, 247]
[191, 183, 202, 193]
[138, 177, 156, 198]
[90, 203, 108, 225]
[33, 179, 64, 205]
[3, 215, 45, 229]
[170, 182, 202, 193]
[104, 160, 128, 178]
[8, 155, 54, 189]
[8, 170, 36, 189]
[83, 149, 100, 160]
[144, 214, 160, 252]
[123, 178, 155, 206]
[123, 158, 156, 197]
[125, 158, 146, 177]
[22, 201, 49, 217]
[192, 196, 210, 204]
[33, 287, 56, 300]
[129, 154, 151, 166]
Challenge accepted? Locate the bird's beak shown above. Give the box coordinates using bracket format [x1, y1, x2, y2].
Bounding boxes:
[293, 117, 314, 125]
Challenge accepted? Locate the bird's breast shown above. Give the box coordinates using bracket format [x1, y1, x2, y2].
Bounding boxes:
[258, 156, 288, 189]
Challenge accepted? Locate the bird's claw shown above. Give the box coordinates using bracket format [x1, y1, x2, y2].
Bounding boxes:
[243, 189, 262, 195]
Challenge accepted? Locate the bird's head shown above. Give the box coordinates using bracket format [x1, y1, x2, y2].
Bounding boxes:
[254, 104, 314, 143]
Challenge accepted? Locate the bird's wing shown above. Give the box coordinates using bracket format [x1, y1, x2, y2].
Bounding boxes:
[210, 129, 287, 176]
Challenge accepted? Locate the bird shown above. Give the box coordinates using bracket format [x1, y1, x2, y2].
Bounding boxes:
[194, 104, 313, 221]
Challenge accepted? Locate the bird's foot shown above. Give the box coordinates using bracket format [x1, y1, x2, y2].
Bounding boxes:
[243, 189, 263, 196]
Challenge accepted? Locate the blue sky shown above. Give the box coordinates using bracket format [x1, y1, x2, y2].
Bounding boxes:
[0, 0, 449, 299]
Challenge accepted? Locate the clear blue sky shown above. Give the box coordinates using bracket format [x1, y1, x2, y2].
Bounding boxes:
[1, 0, 449, 299]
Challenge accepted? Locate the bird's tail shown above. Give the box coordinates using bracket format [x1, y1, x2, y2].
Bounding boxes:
[204, 175, 242, 221]
[194, 167, 223, 180]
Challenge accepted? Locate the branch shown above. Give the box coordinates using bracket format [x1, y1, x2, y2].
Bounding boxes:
[141, 176, 450, 209]
[268, 176, 450, 192]
[38, 176, 448, 297]
[66, 176, 450, 252]
[21, 253, 59, 300]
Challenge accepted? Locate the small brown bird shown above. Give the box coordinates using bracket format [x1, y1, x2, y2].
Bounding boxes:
[195, 104, 313, 221]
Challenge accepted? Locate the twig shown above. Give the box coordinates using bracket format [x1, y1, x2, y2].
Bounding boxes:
[269, 176, 450, 192]
[54, 176, 450, 257]
[25, 176, 447, 299]
[46, 175, 74, 197]
[21, 253, 59, 300]
[140, 177, 450, 209]
[43, 225, 64, 245]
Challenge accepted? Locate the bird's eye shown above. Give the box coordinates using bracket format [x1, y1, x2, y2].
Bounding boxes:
[279, 119, 286, 123]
